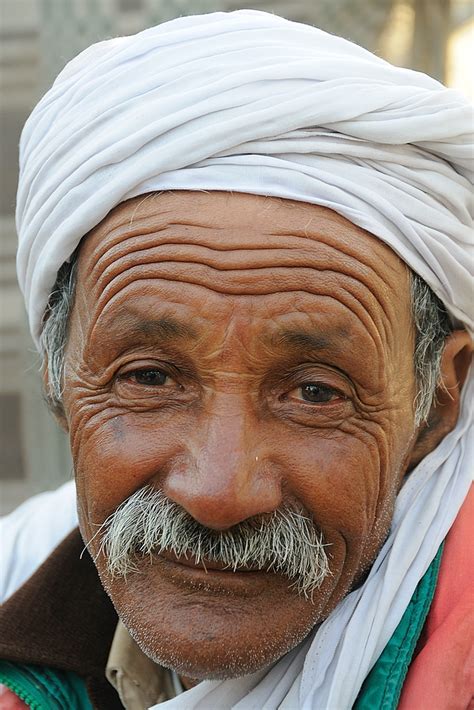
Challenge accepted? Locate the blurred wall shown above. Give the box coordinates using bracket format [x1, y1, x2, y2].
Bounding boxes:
[0, 0, 472, 513]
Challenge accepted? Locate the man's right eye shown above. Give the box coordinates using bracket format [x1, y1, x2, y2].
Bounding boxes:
[113, 364, 188, 403]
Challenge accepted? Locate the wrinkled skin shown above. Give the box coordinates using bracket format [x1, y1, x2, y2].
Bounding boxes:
[58, 192, 470, 680]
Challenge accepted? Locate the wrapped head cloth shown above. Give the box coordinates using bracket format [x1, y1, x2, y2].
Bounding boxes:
[15, 10, 473, 709]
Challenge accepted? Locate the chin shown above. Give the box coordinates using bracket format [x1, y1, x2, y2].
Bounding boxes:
[97, 555, 334, 681]
[126, 623, 301, 681]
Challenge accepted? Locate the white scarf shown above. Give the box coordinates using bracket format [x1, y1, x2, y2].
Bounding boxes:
[15, 10, 473, 709]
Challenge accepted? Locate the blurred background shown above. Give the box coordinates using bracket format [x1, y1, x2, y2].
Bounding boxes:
[0, 0, 473, 513]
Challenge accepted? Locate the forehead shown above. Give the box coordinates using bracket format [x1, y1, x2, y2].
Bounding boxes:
[74, 191, 411, 356]
[78, 190, 407, 284]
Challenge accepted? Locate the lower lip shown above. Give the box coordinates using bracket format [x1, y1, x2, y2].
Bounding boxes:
[142, 553, 279, 597]
[159, 549, 258, 572]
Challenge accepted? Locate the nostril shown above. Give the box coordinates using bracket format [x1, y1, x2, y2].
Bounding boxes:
[162, 463, 282, 532]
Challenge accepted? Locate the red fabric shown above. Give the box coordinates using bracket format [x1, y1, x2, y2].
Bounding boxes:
[398, 485, 474, 710]
[0, 685, 28, 709]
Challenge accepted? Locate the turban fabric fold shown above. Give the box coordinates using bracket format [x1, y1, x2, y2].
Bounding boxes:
[15, 10, 473, 709]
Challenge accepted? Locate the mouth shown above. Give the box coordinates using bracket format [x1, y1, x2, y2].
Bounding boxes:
[158, 548, 261, 573]
[133, 548, 286, 597]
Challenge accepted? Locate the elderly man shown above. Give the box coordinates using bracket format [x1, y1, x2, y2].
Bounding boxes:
[0, 10, 472, 710]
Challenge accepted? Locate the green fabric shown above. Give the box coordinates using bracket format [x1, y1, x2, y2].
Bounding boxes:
[0, 661, 93, 710]
[354, 543, 443, 710]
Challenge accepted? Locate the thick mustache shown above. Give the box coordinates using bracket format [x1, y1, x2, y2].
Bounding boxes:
[98, 486, 331, 599]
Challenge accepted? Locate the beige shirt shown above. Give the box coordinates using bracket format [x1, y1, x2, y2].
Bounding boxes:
[106, 620, 182, 709]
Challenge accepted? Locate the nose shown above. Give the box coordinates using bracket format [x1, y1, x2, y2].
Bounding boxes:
[162, 395, 282, 530]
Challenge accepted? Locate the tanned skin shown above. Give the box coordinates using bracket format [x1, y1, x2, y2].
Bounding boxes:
[56, 192, 470, 681]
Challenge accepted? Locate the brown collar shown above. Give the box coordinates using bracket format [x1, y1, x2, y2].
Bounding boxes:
[0, 528, 122, 709]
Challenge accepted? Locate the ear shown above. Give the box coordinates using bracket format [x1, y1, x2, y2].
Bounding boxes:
[408, 330, 472, 470]
[42, 358, 69, 433]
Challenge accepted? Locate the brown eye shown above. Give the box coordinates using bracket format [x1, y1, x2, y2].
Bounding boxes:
[131, 369, 168, 386]
[300, 383, 338, 403]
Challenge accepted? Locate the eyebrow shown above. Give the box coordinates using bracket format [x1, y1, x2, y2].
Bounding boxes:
[101, 311, 197, 343]
[268, 328, 345, 353]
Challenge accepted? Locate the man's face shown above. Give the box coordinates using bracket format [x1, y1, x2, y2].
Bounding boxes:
[62, 192, 418, 679]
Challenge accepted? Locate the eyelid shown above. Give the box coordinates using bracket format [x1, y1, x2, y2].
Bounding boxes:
[119, 365, 167, 378]
[116, 360, 176, 378]
[113, 359, 201, 399]
[287, 383, 347, 403]
[278, 365, 353, 395]
[113, 365, 184, 402]
[123, 368, 169, 382]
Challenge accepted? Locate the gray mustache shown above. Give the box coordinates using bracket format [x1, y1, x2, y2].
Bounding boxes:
[99, 486, 331, 599]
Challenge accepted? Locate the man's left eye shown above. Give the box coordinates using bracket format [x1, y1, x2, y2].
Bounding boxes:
[295, 383, 341, 403]
[128, 369, 169, 386]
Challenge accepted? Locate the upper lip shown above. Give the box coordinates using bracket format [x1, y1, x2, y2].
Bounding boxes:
[159, 548, 261, 573]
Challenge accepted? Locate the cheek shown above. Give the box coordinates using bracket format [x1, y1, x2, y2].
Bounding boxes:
[69, 404, 187, 535]
[280, 425, 401, 579]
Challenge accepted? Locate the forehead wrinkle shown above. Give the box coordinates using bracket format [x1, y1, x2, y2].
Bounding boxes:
[81, 224, 404, 326]
[86, 261, 398, 368]
[87, 238, 400, 316]
[85, 193, 401, 267]
[82, 226, 283, 293]
[77, 194, 410, 362]
[89, 239, 297, 289]
[84, 210, 232, 270]
[90, 263, 379, 319]
[81, 199, 408, 320]
[86, 271, 386, 377]
[87, 220, 398, 281]
[82, 222, 171, 281]
[271, 228, 405, 287]
[86, 221, 299, 277]
[82, 225, 407, 320]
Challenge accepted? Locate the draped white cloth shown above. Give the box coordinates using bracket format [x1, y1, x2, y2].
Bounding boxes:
[13, 9, 473, 709]
[0, 480, 77, 603]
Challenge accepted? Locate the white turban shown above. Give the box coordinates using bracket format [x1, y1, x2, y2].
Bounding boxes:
[15, 10, 473, 710]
